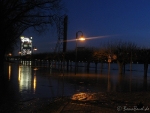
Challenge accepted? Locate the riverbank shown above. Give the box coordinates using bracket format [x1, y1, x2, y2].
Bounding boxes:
[0, 92, 150, 113]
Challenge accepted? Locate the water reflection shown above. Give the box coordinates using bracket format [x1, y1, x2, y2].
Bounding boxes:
[8, 63, 11, 80]
[130, 71, 132, 92]
[20, 61, 32, 66]
[107, 73, 111, 92]
[33, 68, 37, 93]
[3, 63, 150, 100]
[18, 65, 21, 81]
[33, 75, 36, 93]
[143, 76, 147, 91]
[18, 65, 32, 92]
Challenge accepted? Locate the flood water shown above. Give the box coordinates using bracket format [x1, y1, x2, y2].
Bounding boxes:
[1, 61, 150, 102]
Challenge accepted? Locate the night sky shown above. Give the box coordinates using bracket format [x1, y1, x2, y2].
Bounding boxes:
[18, 0, 150, 54]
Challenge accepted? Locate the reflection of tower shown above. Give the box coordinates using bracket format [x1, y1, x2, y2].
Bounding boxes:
[18, 65, 32, 92]
[20, 36, 32, 56]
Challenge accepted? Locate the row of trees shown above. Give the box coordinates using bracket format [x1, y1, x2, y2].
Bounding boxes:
[16, 41, 150, 76]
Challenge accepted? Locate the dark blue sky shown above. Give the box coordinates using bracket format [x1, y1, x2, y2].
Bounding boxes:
[19, 0, 150, 54]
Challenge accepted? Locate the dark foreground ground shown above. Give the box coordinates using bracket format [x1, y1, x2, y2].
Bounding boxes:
[0, 92, 150, 113]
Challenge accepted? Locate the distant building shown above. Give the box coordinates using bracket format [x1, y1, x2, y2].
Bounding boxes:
[20, 36, 32, 56]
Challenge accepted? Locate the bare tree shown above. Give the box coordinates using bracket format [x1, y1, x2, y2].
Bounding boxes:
[0, 0, 63, 73]
[115, 41, 137, 74]
[93, 47, 108, 73]
[136, 47, 150, 77]
[106, 40, 137, 74]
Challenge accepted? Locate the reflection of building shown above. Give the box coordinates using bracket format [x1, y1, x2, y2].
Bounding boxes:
[18, 65, 32, 92]
[20, 36, 32, 56]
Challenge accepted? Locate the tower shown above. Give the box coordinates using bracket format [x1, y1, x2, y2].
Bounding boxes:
[20, 36, 32, 56]
[53, 15, 68, 54]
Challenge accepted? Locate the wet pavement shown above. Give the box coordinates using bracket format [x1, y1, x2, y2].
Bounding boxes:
[0, 96, 118, 113]
[1, 92, 150, 113]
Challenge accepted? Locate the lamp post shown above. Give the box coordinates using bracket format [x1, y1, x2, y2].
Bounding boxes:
[75, 31, 85, 75]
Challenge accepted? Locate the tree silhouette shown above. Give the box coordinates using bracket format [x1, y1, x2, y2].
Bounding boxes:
[136, 48, 150, 77]
[106, 41, 137, 74]
[114, 41, 137, 74]
[93, 47, 108, 72]
[0, 0, 63, 74]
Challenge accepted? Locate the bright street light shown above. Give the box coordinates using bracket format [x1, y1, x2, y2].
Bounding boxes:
[8, 53, 12, 56]
[33, 46, 37, 51]
[78, 37, 85, 41]
[33, 48, 37, 51]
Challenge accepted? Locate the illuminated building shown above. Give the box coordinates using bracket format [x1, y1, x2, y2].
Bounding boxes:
[20, 36, 32, 56]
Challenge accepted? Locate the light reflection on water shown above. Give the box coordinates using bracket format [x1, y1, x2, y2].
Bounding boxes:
[71, 92, 98, 101]
[4, 62, 150, 100]
[33, 75, 36, 94]
[18, 65, 32, 92]
[8, 63, 11, 80]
